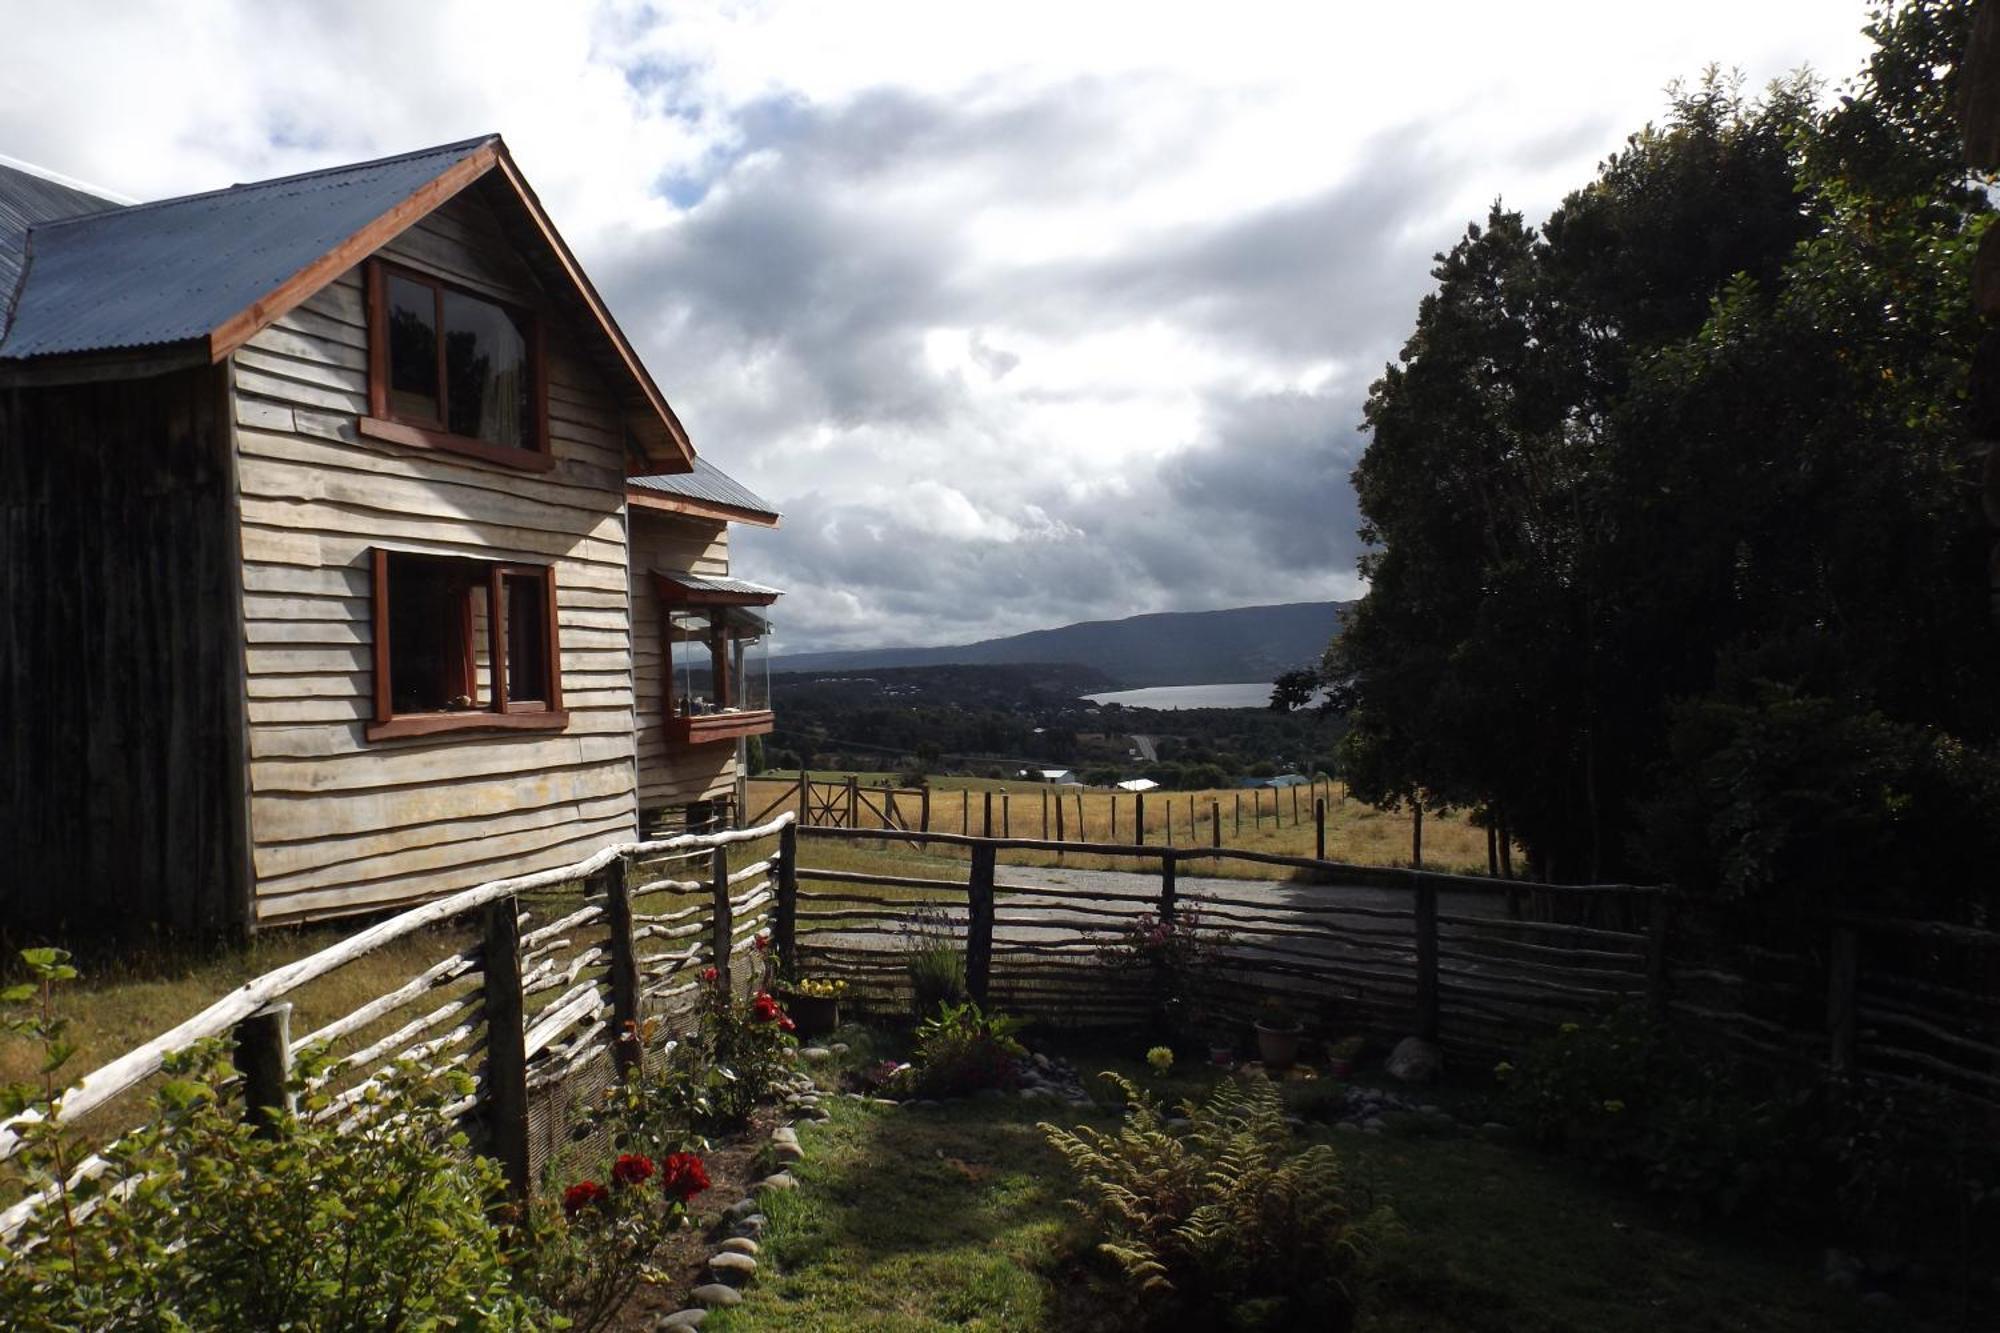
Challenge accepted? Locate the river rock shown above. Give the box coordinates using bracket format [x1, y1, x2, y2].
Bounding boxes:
[690, 1284, 742, 1308]
[800, 1046, 834, 1062]
[753, 1172, 798, 1194]
[1386, 1036, 1443, 1084]
[720, 1236, 760, 1256]
[656, 1309, 706, 1329]
[708, 1251, 758, 1283]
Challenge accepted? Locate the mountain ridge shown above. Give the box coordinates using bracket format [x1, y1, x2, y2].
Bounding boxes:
[773, 600, 1348, 688]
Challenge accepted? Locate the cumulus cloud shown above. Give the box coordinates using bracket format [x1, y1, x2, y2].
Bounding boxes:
[0, 0, 1877, 652]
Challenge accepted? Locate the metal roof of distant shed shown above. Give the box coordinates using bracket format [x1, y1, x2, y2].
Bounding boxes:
[629, 458, 781, 522]
[0, 138, 491, 359]
[0, 161, 120, 312]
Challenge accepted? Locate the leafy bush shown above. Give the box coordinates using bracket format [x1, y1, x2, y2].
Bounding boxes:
[1098, 900, 1231, 1039]
[901, 903, 968, 1016]
[652, 967, 797, 1132]
[1042, 1071, 1384, 1330]
[894, 1001, 1025, 1096]
[0, 948, 542, 1330]
[522, 1144, 711, 1332]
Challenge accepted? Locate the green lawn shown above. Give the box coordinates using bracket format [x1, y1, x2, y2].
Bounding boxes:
[705, 1045, 1909, 1333]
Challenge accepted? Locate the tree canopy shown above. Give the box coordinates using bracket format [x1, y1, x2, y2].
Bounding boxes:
[1329, 1, 2000, 914]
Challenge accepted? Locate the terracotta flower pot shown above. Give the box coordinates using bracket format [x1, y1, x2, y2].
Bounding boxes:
[1256, 1022, 1302, 1070]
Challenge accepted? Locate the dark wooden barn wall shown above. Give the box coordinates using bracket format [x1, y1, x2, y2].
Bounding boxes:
[0, 364, 248, 937]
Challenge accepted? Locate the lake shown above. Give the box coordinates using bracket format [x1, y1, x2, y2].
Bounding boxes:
[1081, 682, 1279, 710]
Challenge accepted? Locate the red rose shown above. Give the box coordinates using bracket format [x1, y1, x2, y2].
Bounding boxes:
[751, 992, 784, 1023]
[563, 1180, 609, 1219]
[612, 1153, 655, 1187]
[754, 932, 770, 953]
[660, 1152, 710, 1203]
[701, 966, 719, 984]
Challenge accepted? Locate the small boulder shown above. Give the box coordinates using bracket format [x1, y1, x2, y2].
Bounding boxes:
[1386, 1037, 1443, 1084]
[708, 1251, 759, 1284]
[720, 1236, 760, 1256]
[729, 1213, 768, 1239]
[656, 1309, 707, 1329]
[775, 1142, 805, 1162]
[690, 1284, 743, 1309]
[800, 1046, 834, 1062]
[723, 1197, 761, 1223]
[831, 1042, 850, 1055]
[753, 1172, 798, 1194]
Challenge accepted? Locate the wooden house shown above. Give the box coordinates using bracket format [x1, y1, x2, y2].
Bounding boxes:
[0, 136, 780, 937]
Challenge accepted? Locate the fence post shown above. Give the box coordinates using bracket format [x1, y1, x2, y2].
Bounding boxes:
[961, 790, 970, 835]
[1211, 800, 1221, 849]
[1135, 792, 1146, 845]
[1315, 798, 1326, 861]
[1075, 791, 1084, 840]
[599, 854, 641, 1081]
[983, 790, 994, 837]
[235, 1001, 293, 1138]
[1002, 789, 1011, 838]
[1042, 788, 1049, 838]
[920, 784, 931, 834]
[776, 821, 799, 982]
[1827, 924, 1859, 1078]
[1645, 891, 1672, 1024]
[966, 843, 996, 1006]
[1292, 784, 1300, 825]
[797, 769, 810, 825]
[1110, 793, 1118, 840]
[711, 844, 734, 990]
[1159, 849, 1178, 924]
[846, 775, 859, 830]
[1411, 804, 1425, 870]
[481, 897, 531, 1200]
[1414, 878, 1439, 1042]
[1055, 791, 1067, 842]
[885, 788, 901, 831]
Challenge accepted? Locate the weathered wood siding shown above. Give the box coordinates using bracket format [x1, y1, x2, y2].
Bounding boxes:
[0, 365, 249, 936]
[231, 190, 638, 924]
[630, 512, 736, 816]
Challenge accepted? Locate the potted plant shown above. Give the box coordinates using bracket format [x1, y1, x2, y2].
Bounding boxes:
[781, 976, 848, 1038]
[1254, 997, 1303, 1070]
[1327, 1034, 1366, 1080]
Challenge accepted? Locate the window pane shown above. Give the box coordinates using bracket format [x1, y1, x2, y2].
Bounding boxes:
[387, 554, 476, 713]
[443, 290, 532, 449]
[669, 610, 714, 715]
[386, 275, 439, 421]
[504, 574, 550, 705]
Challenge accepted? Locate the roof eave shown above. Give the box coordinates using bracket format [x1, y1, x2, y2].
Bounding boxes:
[627, 487, 781, 529]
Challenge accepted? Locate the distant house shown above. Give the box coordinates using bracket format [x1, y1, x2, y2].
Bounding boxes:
[1238, 774, 1310, 790]
[0, 136, 781, 935]
[1035, 768, 1075, 783]
[1115, 777, 1160, 792]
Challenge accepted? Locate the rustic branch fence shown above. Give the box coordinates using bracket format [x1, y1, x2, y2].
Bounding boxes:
[778, 827, 2000, 1116]
[0, 814, 801, 1241]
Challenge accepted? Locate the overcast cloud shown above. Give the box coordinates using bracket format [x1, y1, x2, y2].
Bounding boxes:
[0, 1, 1876, 651]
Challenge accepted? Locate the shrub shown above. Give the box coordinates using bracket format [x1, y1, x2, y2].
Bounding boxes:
[0, 949, 542, 1330]
[654, 968, 797, 1132]
[522, 1142, 710, 1332]
[895, 1001, 1025, 1096]
[901, 903, 968, 1016]
[1098, 900, 1230, 1039]
[1042, 1071, 1383, 1330]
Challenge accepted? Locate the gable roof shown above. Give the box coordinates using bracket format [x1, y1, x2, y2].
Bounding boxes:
[0, 136, 694, 470]
[0, 160, 120, 309]
[628, 458, 782, 526]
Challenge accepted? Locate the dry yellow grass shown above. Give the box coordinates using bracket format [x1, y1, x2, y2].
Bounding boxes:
[749, 776, 1497, 880]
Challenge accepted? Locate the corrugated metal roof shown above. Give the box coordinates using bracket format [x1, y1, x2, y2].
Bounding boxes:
[660, 571, 785, 599]
[0, 161, 119, 322]
[629, 457, 780, 519]
[0, 137, 492, 359]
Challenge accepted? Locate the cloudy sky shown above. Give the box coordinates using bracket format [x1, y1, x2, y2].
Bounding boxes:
[3, 1, 1876, 652]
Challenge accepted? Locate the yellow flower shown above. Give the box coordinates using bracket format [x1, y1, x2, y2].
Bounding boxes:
[1560, 1023, 1580, 1035]
[1493, 1061, 1514, 1081]
[1146, 1046, 1174, 1073]
[1602, 1099, 1625, 1114]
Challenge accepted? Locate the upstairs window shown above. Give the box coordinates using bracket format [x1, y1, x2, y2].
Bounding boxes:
[364, 261, 547, 469]
[369, 549, 566, 740]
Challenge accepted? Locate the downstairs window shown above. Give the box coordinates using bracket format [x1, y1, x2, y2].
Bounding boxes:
[369, 549, 566, 740]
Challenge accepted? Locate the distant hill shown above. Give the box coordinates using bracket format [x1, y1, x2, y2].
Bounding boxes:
[773, 601, 1349, 688]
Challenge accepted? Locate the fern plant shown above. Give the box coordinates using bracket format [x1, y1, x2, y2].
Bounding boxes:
[1042, 1071, 1384, 1330]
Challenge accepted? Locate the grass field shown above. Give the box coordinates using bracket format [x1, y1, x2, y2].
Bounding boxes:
[705, 1039, 1896, 1332]
[751, 774, 1499, 879]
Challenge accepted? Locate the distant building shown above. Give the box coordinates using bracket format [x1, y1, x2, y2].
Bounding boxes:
[1116, 777, 1160, 792]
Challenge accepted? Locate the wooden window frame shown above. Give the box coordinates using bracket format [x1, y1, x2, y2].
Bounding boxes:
[368, 549, 568, 741]
[658, 580, 775, 745]
[361, 259, 554, 474]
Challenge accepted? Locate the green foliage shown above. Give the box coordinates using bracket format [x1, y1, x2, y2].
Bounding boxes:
[657, 970, 797, 1132]
[1042, 1070, 1384, 1330]
[895, 1001, 1026, 1097]
[0, 951, 541, 1330]
[1500, 1008, 2000, 1257]
[1332, 11, 2000, 894]
[901, 903, 969, 1017]
[1098, 900, 1230, 1038]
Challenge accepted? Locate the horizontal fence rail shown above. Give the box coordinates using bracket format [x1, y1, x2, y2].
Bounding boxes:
[0, 814, 799, 1243]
